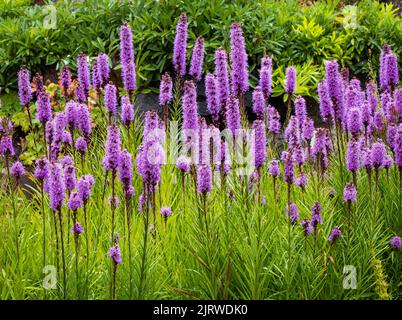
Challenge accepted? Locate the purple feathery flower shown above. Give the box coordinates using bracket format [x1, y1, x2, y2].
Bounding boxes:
[109, 245, 122, 264]
[301, 219, 313, 236]
[120, 23, 136, 92]
[135, 140, 162, 187]
[77, 53, 90, 94]
[197, 164, 212, 195]
[205, 73, 221, 125]
[317, 80, 333, 122]
[343, 182, 357, 203]
[75, 137, 88, 153]
[345, 83, 363, 111]
[390, 236, 402, 250]
[285, 66, 297, 95]
[360, 101, 372, 128]
[50, 112, 67, 161]
[61, 155, 73, 167]
[284, 116, 301, 149]
[252, 120, 266, 168]
[118, 149, 133, 193]
[214, 48, 229, 105]
[312, 128, 331, 160]
[68, 191, 82, 211]
[295, 173, 309, 190]
[259, 56, 272, 99]
[103, 124, 121, 172]
[252, 86, 265, 119]
[386, 53, 399, 89]
[286, 202, 299, 224]
[268, 159, 280, 177]
[77, 104, 91, 138]
[143, 111, 160, 139]
[394, 88, 402, 118]
[347, 107, 363, 137]
[34, 157, 49, 181]
[386, 124, 397, 151]
[230, 22, 249, 96]
[63, 162, 76, 192]
[0, 135, 15, 156]
[91, 58, 101, 90]
[302, 117, 314, 142]
[62, 131, 72, 145]
[395, 127, 402, 168]
[77, 175, 95, 203]
[75, 85, 86, 103]
[159, 73, 173, 106]
[105, 83, 118, 117]
[328, 226, 342, 243]
[267, 106, 280, 134]
[294, 96, 307, 124]
[48, 163, 66, 211]
[160, 206, 172, 219]
[371, 140, 386, 168]
[346, 139, 360, 173]
[373, 109, 384, 131]
[71, 222, 83, 236]
[10, 161, 25, 180]
[325, 60, 345, 124]
[283, 151, 295, 184]
[173, 14, 188, 77]
[34, 74, 44, 96]
[366, 81, 378, 114]
[18, 65, 32, 106]
[293, 145, 305, 167]
[311, 201, 323, 227]
[61, 65, 71, 91]
[381, 91, 393, 123]
[121, 95, 134, 127]
[65, 101, 78, 130]
[182, 80, 199, 131]
[97, 53, 110, 86]
[189, 37, 205, 81]
[383, 154, 393, 169]
[37, 92, 52, 125]
[225, 96, 241, 136]
[176, 155, 191, 173]
[380, 44, 391, 91]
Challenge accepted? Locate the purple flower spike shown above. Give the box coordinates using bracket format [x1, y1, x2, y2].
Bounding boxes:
[103, 124, 121, 172]
[77, 104, 91, 138]
[395, 127, 402, 168]
[182, 80, 199, 131]
[295, 173, 309, 190]
[205, 73, 221, 125]
[267, 106, 280, 134]
[0, 135, 15, 156]
[109, 245, 122, 264]
[173, 14, 188, 77]
[105, 83, 118, 117]
[225, 96, 241, 137]
[346, 139, 360, 173]
[68, 191, 83, 211]
[189, 37, 205, 81]
[252, 86, 265, 119]
[371, 140, 386, 168]
[160, 206, 172, 219]
[317, 80, 333, 122]
[61, 65, 71, 91]
[366, 81, 378, 114]
[71, 222, 83, 236]
[11, 161, 25, 180]
[121, 95, 134, 127]
[380, 44, 391, 91]
[311, 201, 323, 227]
[159, 73, 173, 106]
[329, 226, 342, 243]
[390, 236, 402, 250]
[176, 155, 191, 173]
[77, 175, 95, 203]
[294, 96, 307, 124]
[286, 202, 299, 224]
[120, 23, 136, 92]
[197, 164, 212, 195]
[92, 58, 101, 90]
[302, 117, 314, 142]
[386, 53, 399, 89]
[325, 60, 344, 124]
[259, 56, 272, 99]
[65, 101, 78, 130]
[285, 66, 297, 96]
[214, 48, 230, 105]
[119, 149, 134, 194]
[48, 163, 66, 211]
[75, 137, 88, 153]
[252, 120, 266, 169]
[268, 159, 280, 177]
[97, 53, 110, 86]
[301, 219, 313, 236]
[343, 182, 357, 203]
[37, 92, 52, 125]
[18, 65, 32, 106]
[283, 151, 295, 185]
[230, 22, 249, 96]
[34, 156, 49, 181]
[63, 162, 76, 192]
[77, 53, 90, 95]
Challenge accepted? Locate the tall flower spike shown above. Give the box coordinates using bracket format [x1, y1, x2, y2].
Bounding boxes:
[189, 37, 205, 81]
[121, 95, 134, 127]
[120, 23, 136, 92]
[252, 120, 266, 169]
[61, 65, 71, 92]
[346, 138, 360, 173]
[267, 106, 280, 134]
[11, 161, 25, 180]
[48, 163, 66, 211]
[252, 86, 265, 119]
[283, 151, 295, 184]
[205, 73, 221, 125]
[119, 149, 134, 194]
[105, 83, 118, 117]
[103, 124, 121, 172]
[259, 55, 272, 100]
[34, 156, 49, 181]
[317, 80, 333, 122]
[380, 44, 391, 91]
[182, 81, 199, 131]
[63, 163, 76, 192]
[77, 175, 95, 203]
[286, 202, 299, 224]
[77, 53, 90, 95]
[97, 53, 110, 86]
[285, 66, 297, 96]
[343, 181, 357, 203]
[225, 96, 241, 137]
[78, 104, 91, 139]
[173, 14, 188, 77]
[18, 65, 32, 107]
[366, 81, 378, 114]
[371, 140, 386, 169]
[269, 159, 280, 177]
[197, 164, 212, 195]
[325, 60, 345, 124]
[347, 107, 362, 137]
[159, 73, 173, 106]
[294, 96, 307, 124]
[230, 22, 249, 96]
[91, 58, 101, 90]
[37, 92, 52, 125]
[65, 101, 78, 131]
[214, 48, 229, 106]
[386, 53, 399, 89]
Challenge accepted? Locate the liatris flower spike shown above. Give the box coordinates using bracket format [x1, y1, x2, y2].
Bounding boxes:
[189, 37, 205, 81]
[343, 182, 357, 203]
[286, 202, 299, 224]
[390, 236, 402, 250]
[71, 222, 83, 236]
[173, 14, 188, 77]
[11, 161, 25, 180]
[161, 206, 172, 224]
[328, 226, 342, 244]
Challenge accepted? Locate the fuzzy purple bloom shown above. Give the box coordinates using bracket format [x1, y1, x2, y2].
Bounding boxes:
[386, 53, 399, 89]
[37, 92, 52, 125]
[176, 155, 191, 173]
[383, 154, 393, 169]
[252, 120, 266, 168]
[34, 157, 49, 181]
[395, 127, 402, 168]
[371, 140, 386, 168]
[62, 131, 72, 145]
[380, 44, 391, 91]
[346, 139, 360, 173]
[252, 86, 265, 119]
[120, 95, 134, 127]
[182, 80, 199, 131]
[286, 202, 299, 224]
[173, 14, 188, 77]
[386, 124, 397, 151]
[77, 104, 91, 138]
[103, 124, 121, 172]
[71, 222, 83, 236]
[325, 60, 345, 124]
[119, 149, 133, 193]
[295, 173, 309, 190]
[48, 163, 65, 211]
[285, 66, 297, 95]
[197, 164, 212, 195]
[268, 160, 280, 177]
[0, 135, 14, 156]
[75, 85, 86, 103]
[366, 81, 378, 114]
[347, 107, 363, 137]
[317, 80, 333, 122]
[214, 48, 230, 105]
[104, 83, 118, 117]
[120, 23, 136, 92]
[50, 112, 67, 161]
[75, 137, 87, 153]
[230, 22, 249, 96]
[328, 226, 342, 243]
[159, 73, 173, 106]
[189, 37, 205, 81]
[267, 106, 280, 134]
[283, 151, 295, 184]
[10, 161, 25, 179]
[343, 182, 357, 203]
[302, 117, 314, 142]
[225, 96, 241, 136]
[61, 65, 71, 91]
[259, 56, 272, 99]
[77, 53, 90, 94]
[63, 163, 76, 192]
[65, 101, 78, 130]
[205, 73, 221, 125]
[160, 207, 172, 218]
[294, 96, 307, 124]
[284, 116, 301, 149]
[68, 191, 82, 211]
[18, 65, 32, 106]
[390, 236, 402, 249]
[135, 140, 162, 188]
[301, 219, 313, 236]
[91, 58, 101, 90]
[77, 175, 95, 203]
[97, 53, 110, 86]
[109, 245, 122, 264]
[373, 109, 384, 131]
[311, 202, 323, 227]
